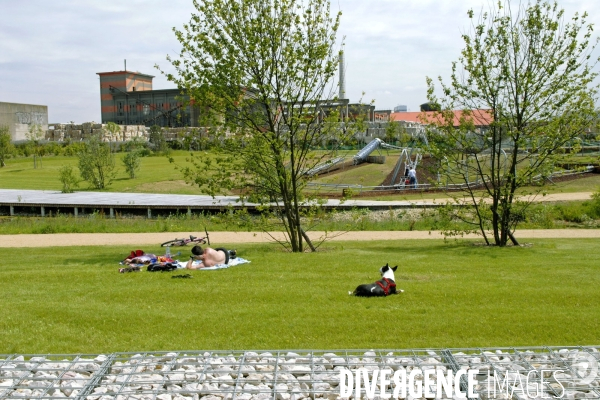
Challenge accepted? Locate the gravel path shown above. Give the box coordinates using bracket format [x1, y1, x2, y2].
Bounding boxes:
[0, 229, 599, 248]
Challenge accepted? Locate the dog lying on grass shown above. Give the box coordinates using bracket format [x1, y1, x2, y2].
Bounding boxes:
[350, 263, 403, 297]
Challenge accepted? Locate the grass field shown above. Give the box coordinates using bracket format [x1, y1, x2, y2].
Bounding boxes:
[1, 239, 598, 354]
[1, 149, 598, 198]
[0, 151, 204, 194]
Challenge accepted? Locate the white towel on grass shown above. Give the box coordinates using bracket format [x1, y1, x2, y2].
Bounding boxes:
[175, 257, 250, 270]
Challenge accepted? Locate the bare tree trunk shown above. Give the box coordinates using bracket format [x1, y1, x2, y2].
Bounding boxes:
[301, 228, 316, 252]
[508, 230, 519, 246]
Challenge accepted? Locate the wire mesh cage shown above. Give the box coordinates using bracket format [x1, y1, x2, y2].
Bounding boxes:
[0, 346, 598, 399]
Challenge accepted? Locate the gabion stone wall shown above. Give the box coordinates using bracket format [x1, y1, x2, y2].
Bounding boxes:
[0, 346, 598, 400]
[45, 123, 147, 142]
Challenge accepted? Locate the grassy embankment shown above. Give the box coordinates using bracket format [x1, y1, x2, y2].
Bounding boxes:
[1, 239, 598, 354]
[1, 151, 599, 234]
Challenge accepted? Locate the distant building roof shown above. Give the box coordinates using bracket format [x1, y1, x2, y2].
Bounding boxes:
[390, 109, 493, 127]
[96, 70, 155, 79]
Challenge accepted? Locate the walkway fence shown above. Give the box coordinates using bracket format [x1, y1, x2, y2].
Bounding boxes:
[305, 167, 595, 195]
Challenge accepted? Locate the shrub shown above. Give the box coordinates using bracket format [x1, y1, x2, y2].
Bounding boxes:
[588, 187, 600, 218]
[0, 126, 15, 167]
[58, 165, 79, 193]
[63, 142, 86, 156]
[122, 137, 148, 153]
[555, 203, 589, 223]
[148, 125, 169, 155]
[45, 142, 64, 156]
[77, 137, 116, 189]
[122, 150, 142, 179]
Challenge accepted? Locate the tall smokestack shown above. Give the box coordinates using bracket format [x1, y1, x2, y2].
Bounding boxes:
[338, 50, 346, 100]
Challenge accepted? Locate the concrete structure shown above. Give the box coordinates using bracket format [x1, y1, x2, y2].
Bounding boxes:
[45, 122, 146, 142]
[97, 70, 198, 128]
[0, 101, 48, 141]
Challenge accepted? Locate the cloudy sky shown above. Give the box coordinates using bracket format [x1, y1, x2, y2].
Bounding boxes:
[1, 0, 599, 123]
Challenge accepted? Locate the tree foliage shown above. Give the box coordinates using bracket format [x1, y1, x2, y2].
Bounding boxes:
[104, 122, 121, 151]
[77, 136, 116, 190]
[148, 125, 169, 154]
[426, 0, 599, 246]
[26, 123, 45, 168]
[162, 0, 347, 252]
[122, 150, 142, 179]
[0, 126, 14, 167]
[58, 165, 79, 193]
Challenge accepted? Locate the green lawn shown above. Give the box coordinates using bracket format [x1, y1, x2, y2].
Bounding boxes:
[0, 151, 206, 194]
[312, 151, 402, 186]
[2, 150, 598, 198]
[1, 239, 598, 354]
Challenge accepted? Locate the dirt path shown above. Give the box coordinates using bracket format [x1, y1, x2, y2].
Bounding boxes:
[403, 191, 594, 204]
[1, 229, 599, 248]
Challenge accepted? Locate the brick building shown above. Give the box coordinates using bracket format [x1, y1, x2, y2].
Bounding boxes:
[97, 70, 198, 127]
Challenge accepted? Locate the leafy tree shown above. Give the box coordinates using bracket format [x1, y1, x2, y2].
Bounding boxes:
[122, 150, 142, 178]
[384, 119, 400, 145]
[58, 165, 79, 193]
[104, 122, 121, 152]
[123, 136, 151, 156]
[77, 136, 116, 189]
[148, 125, 169, 154]
[0, 126, 14, 167]
[162, 0, 347, 252]
[426, 0, 599, 246]
[26, 123, 45, 168]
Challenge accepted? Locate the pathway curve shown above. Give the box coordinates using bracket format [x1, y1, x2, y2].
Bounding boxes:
[0, 229, 598, 247]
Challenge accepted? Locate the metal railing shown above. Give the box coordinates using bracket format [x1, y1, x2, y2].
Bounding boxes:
[306, 167, 594, 195]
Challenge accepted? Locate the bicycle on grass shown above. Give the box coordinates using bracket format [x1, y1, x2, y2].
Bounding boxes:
[160, 228, 210, 247]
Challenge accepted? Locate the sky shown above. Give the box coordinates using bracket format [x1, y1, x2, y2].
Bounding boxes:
[1, 0, 600, 123]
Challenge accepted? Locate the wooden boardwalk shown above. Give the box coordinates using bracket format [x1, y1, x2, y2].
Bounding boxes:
[0, 189, 439, 217]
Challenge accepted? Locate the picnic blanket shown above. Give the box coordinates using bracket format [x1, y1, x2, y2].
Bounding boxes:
[119, 248, 251, 272]
[175, 257, 251, 271]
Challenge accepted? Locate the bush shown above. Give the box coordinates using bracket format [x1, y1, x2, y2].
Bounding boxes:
[63, 142, 86, 157]
[524, 204, 556, 228]
[149, 125, 169, 155]
[45, 142, 64, 156]
[122, 137, 149, 153]
[555, 202, 590, 223]
[122, 150, 142, 179]
[0, 127, 15, 167]
[77, 137, 116, 189]
[58, 165, 79, 193]
[588, 187, 600, 218]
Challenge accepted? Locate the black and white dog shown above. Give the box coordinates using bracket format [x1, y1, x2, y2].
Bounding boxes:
[350, 263, 403, 297]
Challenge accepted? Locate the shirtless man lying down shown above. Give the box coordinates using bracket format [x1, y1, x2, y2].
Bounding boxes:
[185, 245, 231, 269]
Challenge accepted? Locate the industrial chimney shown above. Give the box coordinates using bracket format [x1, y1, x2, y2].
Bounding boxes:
[338, 50, 346, 100]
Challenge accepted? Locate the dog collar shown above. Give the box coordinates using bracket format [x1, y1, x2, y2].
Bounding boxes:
[376, 278, 396, 296]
